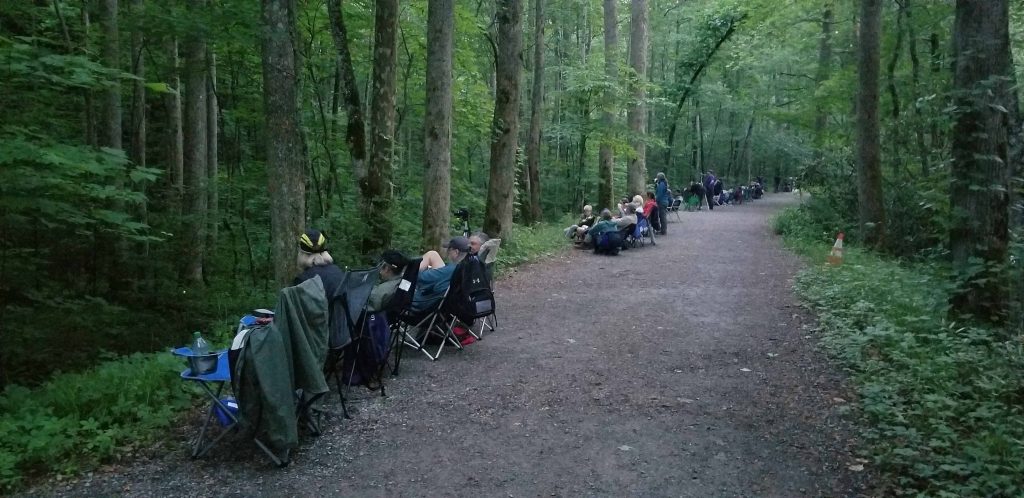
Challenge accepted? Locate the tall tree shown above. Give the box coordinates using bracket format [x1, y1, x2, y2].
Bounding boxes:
[128, 0, 144, 168]
[483, 0, 523, 242]
[948, 0, 1012, 323]
[422, 0, 454, 250]
[261, 0, 306, 285]
[598, 0, 617, 210]
[206, 51, 219, 251]
[813, 3, 833, 159]
[524, 0, 545, 223]
[98, 0, 121, 150]
[626, 0, 648, 195]
[855, 0, 886, 249]
[327, 0, 368, 186]
[182, 0, 208, 284]
[362, 0, 398, 255]
[165, 37, 184, 203]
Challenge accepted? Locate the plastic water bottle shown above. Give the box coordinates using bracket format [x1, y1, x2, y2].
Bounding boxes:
[191, 331, 209, 355]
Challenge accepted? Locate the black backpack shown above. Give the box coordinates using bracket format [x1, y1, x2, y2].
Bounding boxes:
[443, 256, 495, 324]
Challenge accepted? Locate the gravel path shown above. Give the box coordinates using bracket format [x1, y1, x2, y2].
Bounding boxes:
[36, 193, 868, 497]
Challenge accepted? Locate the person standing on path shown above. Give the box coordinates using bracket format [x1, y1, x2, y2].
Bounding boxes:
[655, 172, 671, 235]
[703, 170, 718, 211]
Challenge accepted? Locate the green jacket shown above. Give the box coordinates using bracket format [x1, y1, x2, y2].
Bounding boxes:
[233, 276, 329, 461]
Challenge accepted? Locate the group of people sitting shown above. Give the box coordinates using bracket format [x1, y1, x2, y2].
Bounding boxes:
[293, 229, 497, 319]
[563, 172, 674, 252]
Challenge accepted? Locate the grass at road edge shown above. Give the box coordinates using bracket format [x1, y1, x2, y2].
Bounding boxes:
[773, 207, 1024, 497]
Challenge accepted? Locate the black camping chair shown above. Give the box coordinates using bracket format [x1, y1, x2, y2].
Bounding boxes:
[385, 258, 421, 376]
[324, 268, 379, 418]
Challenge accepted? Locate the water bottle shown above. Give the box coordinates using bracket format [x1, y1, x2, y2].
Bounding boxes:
[191, 331, 209, 355]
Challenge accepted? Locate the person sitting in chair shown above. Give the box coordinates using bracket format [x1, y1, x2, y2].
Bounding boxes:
[293, 228, 345, 299]
[642, 192, 660, 233]
[469, 231, 489, 255]
[613, 204, 638, 230]
[563, 205, 596, 241]
[367, 250, 409, 313]
[411, 236, 471, 312]
[583, 209, 617, 246]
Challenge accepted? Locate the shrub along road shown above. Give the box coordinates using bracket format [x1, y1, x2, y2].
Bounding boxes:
[37, 193, 869, 497]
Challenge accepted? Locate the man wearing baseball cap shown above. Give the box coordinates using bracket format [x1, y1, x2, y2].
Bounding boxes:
[410, 236, 471, 311]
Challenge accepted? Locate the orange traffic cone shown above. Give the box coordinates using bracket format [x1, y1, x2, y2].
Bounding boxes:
[828, 232, 844, 266]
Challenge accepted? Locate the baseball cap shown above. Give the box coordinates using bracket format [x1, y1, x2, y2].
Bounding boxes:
[379, 249, 409, 268]
[442, 236, 470, 253]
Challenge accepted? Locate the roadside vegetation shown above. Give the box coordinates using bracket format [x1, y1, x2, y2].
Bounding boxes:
[775, 203, 1024, 496]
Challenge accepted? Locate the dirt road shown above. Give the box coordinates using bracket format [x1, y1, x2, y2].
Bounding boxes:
[41, 193, 867, 497]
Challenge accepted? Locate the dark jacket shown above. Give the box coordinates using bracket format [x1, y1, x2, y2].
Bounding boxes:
[294, 263, 344, 299]
[233, 277, 329, 461]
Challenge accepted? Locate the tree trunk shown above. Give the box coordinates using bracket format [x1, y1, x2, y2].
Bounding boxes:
[525, 0, 545, 223]
[904, 0, 930, 174]
[99, 0, 121, 150]
[422, 0, 454, 251]
[261, 0, 306, 286]
[855, 0, 886, 249]
[182, 0, 208, 285]
[598, 0, 617, 211]
[948, 0, 1012, 323]
[206, 50, 219, 254]
[129, 0, 144, 168]
[742, 115, 754, 183]
[886, 1, 906, 173]
[813, 4, 833, 158]
[483, 0, 523, 242]
[166, 38, 184, 201]
[80, 4, 97, 147]
[626, 0, 648, 196]
[361, 0, 398, 256]
[327, 0, 368, 185]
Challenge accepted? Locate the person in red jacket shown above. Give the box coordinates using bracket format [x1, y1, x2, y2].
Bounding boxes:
[642, 191, 661, 233]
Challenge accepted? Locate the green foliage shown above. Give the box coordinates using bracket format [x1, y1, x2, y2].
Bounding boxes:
[0, 352, 194, 491]
[779, 210, 1024, 496]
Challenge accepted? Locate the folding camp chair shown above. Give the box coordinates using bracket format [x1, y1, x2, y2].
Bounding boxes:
[227, 277, 331, 467]
[475, 239, 501, 337]
[172, 347, 285, 466]
[627, 216, 655, 248]
[382, 258, 420, 376]
[396, 286, 463, 361]
[324, 268, 380, 418]
[685, 194, 701, 211]
[668, 197, 683, 221]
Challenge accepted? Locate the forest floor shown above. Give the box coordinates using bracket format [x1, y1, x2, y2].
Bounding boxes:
[33, 193, 871, 497]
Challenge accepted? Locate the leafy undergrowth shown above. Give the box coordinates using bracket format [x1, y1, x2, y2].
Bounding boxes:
[775, 208, 1024, 497]
[0, 219, 570, 493]
[0, 353, 193, 491]
[493, 217, 573, 272]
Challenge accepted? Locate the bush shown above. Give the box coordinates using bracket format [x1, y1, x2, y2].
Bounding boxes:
[0, 352, 193, 491]
[782, 216, 1024, 496]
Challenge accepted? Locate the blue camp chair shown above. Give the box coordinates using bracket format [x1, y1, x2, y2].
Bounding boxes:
[172, 347, 283, 466]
